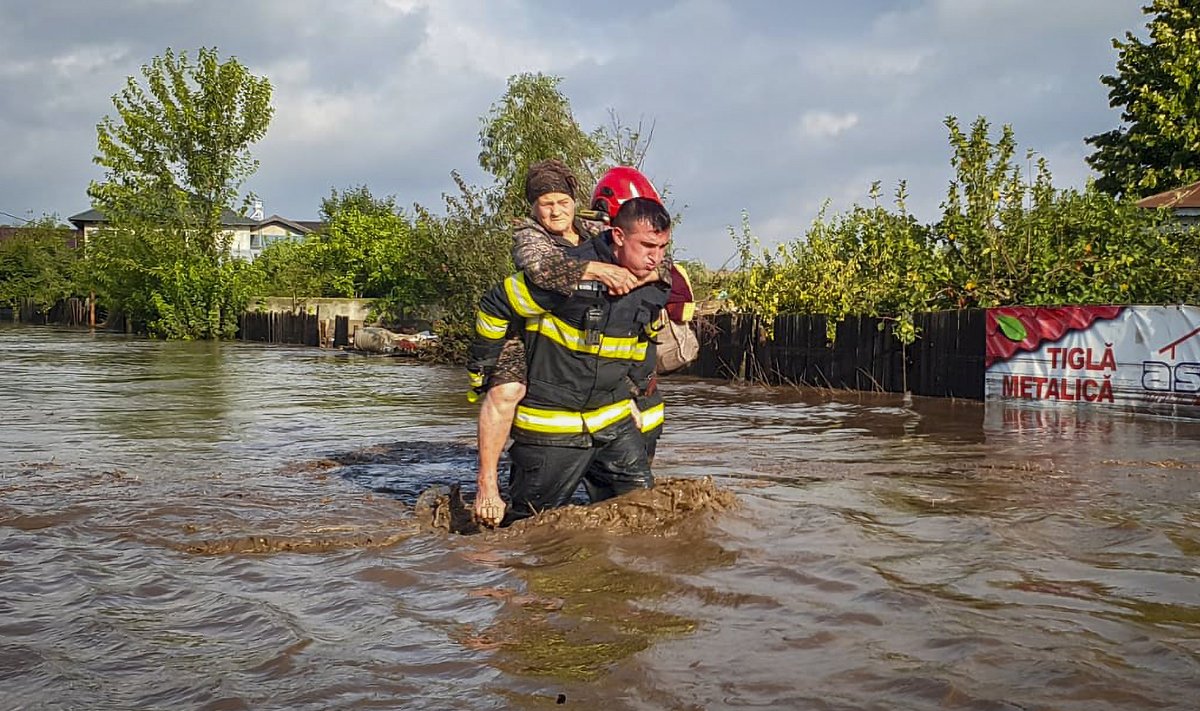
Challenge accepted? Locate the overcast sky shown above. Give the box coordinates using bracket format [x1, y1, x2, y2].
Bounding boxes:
[0, 0, 1148, 266]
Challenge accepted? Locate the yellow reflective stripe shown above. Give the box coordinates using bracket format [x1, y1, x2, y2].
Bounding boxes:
[584, 400, 633, 431]
[466, 370, 485, 403]
[526, 313, 590, 351]
[639, 402, 664, 432]
[504, 273, 545, 317]
[475, 310, 509, 339]
[673, 263, 696, 322]
[647, 311, 666, 337]
[526, 314, 645, 360]
[600, 335, 644, 360]
[514, 399, 632, 434]
[675, 263, 694, 291]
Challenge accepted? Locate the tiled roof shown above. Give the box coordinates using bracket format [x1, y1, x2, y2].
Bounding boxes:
[1136, 180, 1200, 209]
[68, 207, 258, 228]
[256, 214, 321, 234]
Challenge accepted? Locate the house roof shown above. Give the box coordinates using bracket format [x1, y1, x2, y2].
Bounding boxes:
[68, 207, 258, 228]
[256, 214, 321, 234]
[1136, 180, 1200, 209]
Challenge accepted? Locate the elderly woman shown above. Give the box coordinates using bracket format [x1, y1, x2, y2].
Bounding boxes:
[473, 160, 644, 526]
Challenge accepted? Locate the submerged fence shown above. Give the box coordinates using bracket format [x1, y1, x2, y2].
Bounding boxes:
[686, 310, 986, 400]
[237, 311, 351, 348]
[4, 297, 91, 326]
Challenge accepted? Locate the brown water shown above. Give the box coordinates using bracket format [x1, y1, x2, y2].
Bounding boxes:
[2, 324, 1199, 710]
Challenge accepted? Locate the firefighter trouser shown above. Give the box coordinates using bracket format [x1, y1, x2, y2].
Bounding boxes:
[636, 395, 665, 464]
[503, 418, 652, 524]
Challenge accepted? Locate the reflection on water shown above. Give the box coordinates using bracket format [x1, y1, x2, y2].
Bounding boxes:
[2, 325, 1199, 710]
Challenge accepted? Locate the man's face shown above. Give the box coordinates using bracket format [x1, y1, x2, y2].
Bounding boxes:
[612, 220, 671, 278]
[533, 192, 576, 235]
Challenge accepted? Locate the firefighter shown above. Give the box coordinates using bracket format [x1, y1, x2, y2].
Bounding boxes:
[472, 161, 666, 525]
[588, 169, 698, 463]
[473, 165, 671, 525]
[468, 196, 672, 525]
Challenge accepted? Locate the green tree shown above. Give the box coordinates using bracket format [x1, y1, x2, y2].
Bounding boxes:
[252, 238, 322, 301]
[478, 73, 603, 219]
[406, 172, 514, 361]
[311, 186, 424, 300]
[0, 218, 82, 310]
[1085, 0, 1200, 197]
[86, 46, 273, 338]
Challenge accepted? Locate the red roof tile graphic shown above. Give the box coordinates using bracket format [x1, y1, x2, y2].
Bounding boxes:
[985, 306, 1124, 367]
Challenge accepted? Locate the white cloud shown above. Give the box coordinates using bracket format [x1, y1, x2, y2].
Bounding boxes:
[795, 110, 860, 141]
[805, 45, 934, 80]
[407, 2, 611, 80]
[48, 44, 130, 76]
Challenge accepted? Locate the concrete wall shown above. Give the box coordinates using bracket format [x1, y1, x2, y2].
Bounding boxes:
[248, 297, 373, 322]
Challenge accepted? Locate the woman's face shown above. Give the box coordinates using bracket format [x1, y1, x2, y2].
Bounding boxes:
[533, 192, 576, 235]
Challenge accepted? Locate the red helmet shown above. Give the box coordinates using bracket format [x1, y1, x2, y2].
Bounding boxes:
[591, 166, 662, 218]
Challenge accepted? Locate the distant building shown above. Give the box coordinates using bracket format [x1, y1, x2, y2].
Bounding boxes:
[1136, 180, 1200, 226]
[67, 206, 323, 261]
[247, 215, 323, 257]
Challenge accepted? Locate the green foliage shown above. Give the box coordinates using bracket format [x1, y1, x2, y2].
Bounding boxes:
[409, 173, 514, 361]
[251, 239, 322, 301]
[305, 186, 413, 298]
[0, 219, 82, 310]
[723, 182, 940, 342]
[145, 257, 260, 339]
[86, 46, 273, 338]
[1086, 0, 1200, 197]
[85, 224, 260, 339]
[478, 73, 604, 219]
[724, 115, 1200, 344]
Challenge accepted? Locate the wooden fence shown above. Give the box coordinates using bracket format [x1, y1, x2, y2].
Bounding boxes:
[685, 310, 986, 400]
[237, 311, 350, 348]
[6, 297, 90, 326]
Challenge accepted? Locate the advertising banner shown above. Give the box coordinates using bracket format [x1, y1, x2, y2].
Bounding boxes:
[985, 305, 1200, 419]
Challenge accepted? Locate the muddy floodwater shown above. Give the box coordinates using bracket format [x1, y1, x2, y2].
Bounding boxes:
[2, 325, 1199, 710]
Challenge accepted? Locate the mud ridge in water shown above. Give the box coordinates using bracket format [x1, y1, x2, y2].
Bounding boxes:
[421, 476, 739, 537]
[174, 444, 738, 554]
[174, 522, 419, 555]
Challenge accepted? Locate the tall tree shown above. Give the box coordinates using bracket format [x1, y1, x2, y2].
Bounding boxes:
[1086, 0, 1200, 197]
[477, 73, 603, 219]
[86, 47, 273, 338]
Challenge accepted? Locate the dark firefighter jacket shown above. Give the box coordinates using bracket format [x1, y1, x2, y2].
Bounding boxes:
[468, 234, 669, 447]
